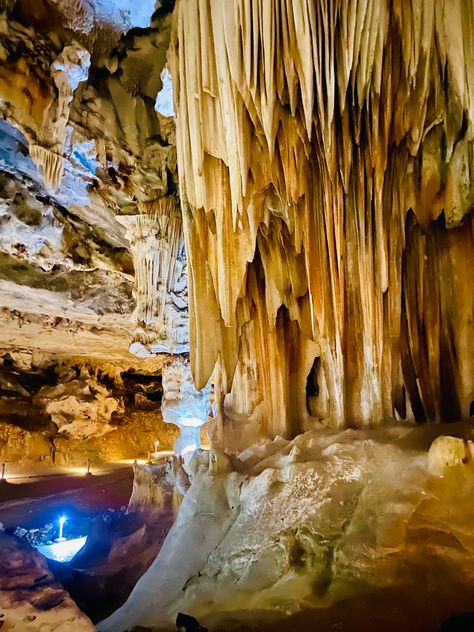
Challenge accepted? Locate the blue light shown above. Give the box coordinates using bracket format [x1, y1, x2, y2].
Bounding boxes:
[58, 516, 67, 540]
[38, 537, 88, 563]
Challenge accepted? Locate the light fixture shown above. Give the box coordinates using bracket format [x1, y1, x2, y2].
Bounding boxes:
[56, 516, 67, 542]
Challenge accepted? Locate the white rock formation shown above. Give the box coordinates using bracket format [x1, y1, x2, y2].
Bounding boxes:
[161, 356, 211, 457]
[117, 198, 188, 357]
[34, 369, 123, 439]
[99, 424, 474, 632]
[155, 67, 175, 118]
[117, 200, 210, 458]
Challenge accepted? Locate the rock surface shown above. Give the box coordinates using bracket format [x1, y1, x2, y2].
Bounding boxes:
[100, 425, 474, 632]
[0, 531, 95, 631]
[170, 0, 474, 444]
[0, 0, 178, 363]
[0, 351, 178, 466]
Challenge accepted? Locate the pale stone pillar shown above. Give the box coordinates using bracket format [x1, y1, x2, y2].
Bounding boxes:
[161, 356, 211, 459]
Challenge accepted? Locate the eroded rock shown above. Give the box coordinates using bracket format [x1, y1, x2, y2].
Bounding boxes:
[0, 531, 94, 631]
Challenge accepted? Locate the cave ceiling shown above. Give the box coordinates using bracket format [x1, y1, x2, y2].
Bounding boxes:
[0, 0, 176, 365]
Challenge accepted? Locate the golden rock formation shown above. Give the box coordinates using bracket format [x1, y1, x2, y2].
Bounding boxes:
[170, 0, 474, 446]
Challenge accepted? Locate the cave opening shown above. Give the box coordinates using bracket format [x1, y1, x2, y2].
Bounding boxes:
[306, 356, 320, 417]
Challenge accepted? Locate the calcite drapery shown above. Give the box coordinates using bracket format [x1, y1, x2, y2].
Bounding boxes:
[116, 197, 188, 356]
[170, 0, 474, 446]
[31, 43, 90, 192]
[117, 198, 211, 453]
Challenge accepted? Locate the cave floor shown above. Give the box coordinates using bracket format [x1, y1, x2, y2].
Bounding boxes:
[0, 465, 133, 529]
[0, 463, 168, 623]
[209, 580, 474, 632]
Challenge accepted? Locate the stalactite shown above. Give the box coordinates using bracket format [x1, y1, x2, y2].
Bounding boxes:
[31, 43, 90, 193]
[117, 196, 188, 356]
[170, 0, 474, 444]
[29, 145, 64, 194]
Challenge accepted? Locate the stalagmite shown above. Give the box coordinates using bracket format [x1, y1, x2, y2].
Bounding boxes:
[169, 0, 474, 447]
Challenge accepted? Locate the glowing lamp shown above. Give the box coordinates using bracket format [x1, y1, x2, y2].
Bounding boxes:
[55, 516, 67, 542]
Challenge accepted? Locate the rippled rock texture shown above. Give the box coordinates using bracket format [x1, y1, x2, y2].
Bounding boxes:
[0, 531, 95, 631]
[170, 0, 474, 445]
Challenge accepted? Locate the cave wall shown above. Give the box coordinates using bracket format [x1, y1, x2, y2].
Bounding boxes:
[170, 0, 474, 445]
[0, 350, 179, 466]
[0, 0, 181, 361]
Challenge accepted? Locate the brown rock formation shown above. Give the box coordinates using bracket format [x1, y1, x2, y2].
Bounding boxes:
[0, 531, 95, 630]
[170, 0, 474, 447]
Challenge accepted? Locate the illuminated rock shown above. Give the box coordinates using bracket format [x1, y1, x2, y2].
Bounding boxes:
[169, 0, 474, 444]
[0, 532, 94, 631]
[162, 356, 211, 458]
[428, 435, 470, 476]
[116, 197, 188, 356]
[33, 368, 124, 440]
[31, 43, 90, 193]
[99, 425, 474, 631]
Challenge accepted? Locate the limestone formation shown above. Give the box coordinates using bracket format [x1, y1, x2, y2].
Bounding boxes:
[161, 356, 211, 457]
[31, 43, 91, 192]
[0, 1, 473, 630]
[0, 353, 179, 466]
[0, 0, 176, 363]
[116, 193, 211, 456]
[117, 197, 189, 357]
[0, 531, 95, 631]
[100, 423, 474, 632]
[170, 0, 474, 446]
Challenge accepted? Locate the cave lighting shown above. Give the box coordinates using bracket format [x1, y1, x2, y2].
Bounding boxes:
[56, 515, 67, 542]
[37, 536, 87, 564]
[64, 465, 89, 475]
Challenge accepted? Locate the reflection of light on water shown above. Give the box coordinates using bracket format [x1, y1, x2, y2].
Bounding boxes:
[37, 536, 87, 563]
